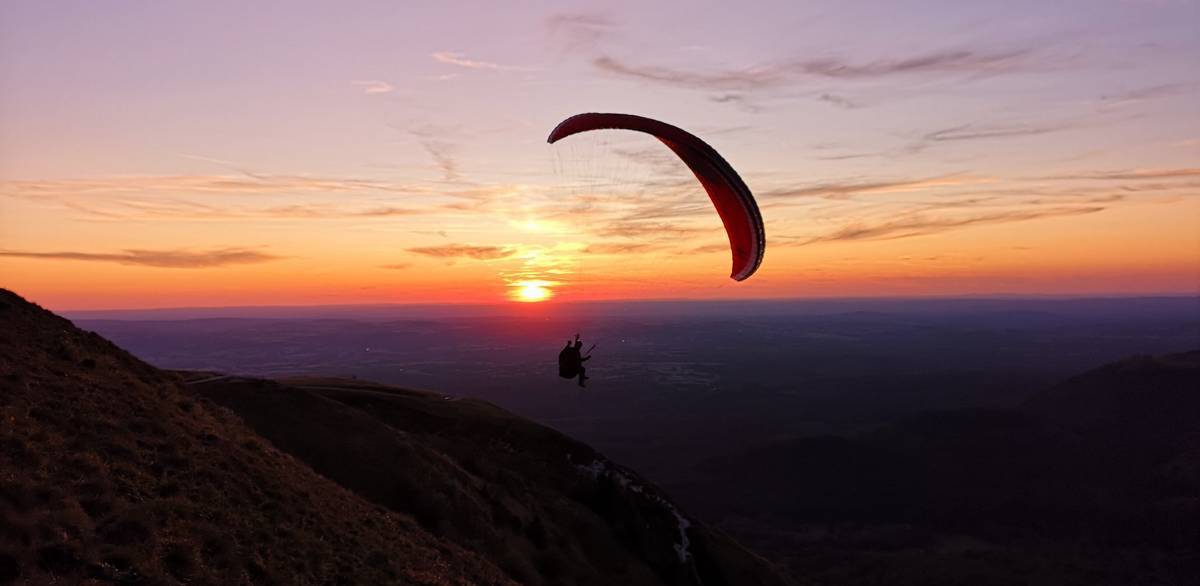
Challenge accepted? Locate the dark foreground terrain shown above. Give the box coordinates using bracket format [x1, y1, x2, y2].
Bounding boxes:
[7, 286, 1197, 585]
[679, 351, 1200, 585]
[0, 289, 785, 585]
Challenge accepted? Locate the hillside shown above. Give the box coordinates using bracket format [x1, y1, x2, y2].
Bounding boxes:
[678, 351, 1200, 585]
[0, 289, 512, 585]
[180, 373, 785, 586]
[0, 289, 786, 585]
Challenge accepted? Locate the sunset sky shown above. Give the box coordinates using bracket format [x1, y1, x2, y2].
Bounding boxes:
[2, 0, 1198, 309]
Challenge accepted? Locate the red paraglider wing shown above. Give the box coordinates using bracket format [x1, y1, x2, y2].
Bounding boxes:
[547, 113, 765, 281]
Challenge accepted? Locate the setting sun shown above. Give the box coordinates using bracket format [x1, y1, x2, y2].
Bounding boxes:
[512, 281, 553, 303]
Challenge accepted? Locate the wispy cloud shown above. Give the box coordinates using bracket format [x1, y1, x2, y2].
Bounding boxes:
[351, 80, 394, 94]
[0, 174, 428, 198]
[763, 174, 983, 200]
[406, 244, 516, 260]
[817, 93, 863, 109]
[37, 197, 424, 222]
[594, 56, 782, 91]
[812, 49, 1032, 78]
[546, 13, 618, 51]
[684, 243, 729, 254]
[921, 123, 1070, 143]
[709, 93, 763, 113]
[259, 205, 420, 218]
[594, 48, 1034, 91]
[0, 170, 455, 222]
[420, 140, 459, 181]
[814, 121, 1076, 160]
[409, 126, 461, 182]
[595, 221, 714, 239]
[1047, 168, 1200, 181]
[378, 263, 412, 270]
[0, 247, 283, 268]
[582, 242, 661, 254]
[795, 206, 1105, 245]
[430, 52, 528, 71]
[1094, 83, 1189, 111]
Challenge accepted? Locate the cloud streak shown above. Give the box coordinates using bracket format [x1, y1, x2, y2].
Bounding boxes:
[0, 248, 283, 268]
[409, 127, 461, 182]
[47, 198, 425, 222]
[582, 243, 661, 254]
[546, 13, 618, 51]
[708, 93, 763, 113]
[1048, 168, 1200, 181]
[763, 174, 983, 200]
[430, 52, 528, 71]
[351, 80, 394, 94]
[594, 48, 1033, 91]
[406, 244, 516, 260]
[0, 174, 429, 198]
[921, 123, 1070, 143]
[796, 206, 1105, 245]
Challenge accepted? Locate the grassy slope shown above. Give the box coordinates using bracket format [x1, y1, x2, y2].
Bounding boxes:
[185, 372, 789, 586]
[0, 289, 512, 585]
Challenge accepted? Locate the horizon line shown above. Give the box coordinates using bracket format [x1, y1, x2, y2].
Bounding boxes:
[54, 291, 1200, 316]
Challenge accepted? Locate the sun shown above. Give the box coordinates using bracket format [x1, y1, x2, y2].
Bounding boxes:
[516, 284, 551, 302]
[511, 281, 553, 303]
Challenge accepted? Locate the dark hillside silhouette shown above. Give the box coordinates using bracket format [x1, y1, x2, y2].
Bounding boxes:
[184, 373, 786, 586]
[0, 288, 786, 585]
[0, 289, 509, 584]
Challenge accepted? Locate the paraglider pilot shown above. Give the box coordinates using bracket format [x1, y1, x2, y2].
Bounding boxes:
[558, 334, 591, 388]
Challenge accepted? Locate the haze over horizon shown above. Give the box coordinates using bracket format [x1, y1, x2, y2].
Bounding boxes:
[3, 0, 1198, 310]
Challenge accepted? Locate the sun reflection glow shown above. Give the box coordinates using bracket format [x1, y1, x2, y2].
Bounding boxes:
[511, 280, 553, 302]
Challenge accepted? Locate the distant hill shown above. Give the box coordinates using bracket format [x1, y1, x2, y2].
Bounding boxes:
[679, 350, 1200, 585]
[1023, 350, 1200, 438]
[0, 289, 786, 585]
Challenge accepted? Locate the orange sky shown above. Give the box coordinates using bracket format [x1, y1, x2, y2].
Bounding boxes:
[2, 2, 1198, 310]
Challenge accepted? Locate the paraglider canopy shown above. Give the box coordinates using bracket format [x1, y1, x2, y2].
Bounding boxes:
[548, 113, 765, 281]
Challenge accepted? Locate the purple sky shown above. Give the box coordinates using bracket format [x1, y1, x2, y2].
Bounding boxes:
[1, 1, 1198, 308]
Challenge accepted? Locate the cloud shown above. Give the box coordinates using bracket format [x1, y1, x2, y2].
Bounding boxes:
[795, 206, 1105, 245]
[257, 205, 421, 218]
[763, 174, 982, 200]
[594, 56, 782, 91]
[0, 174, 428, 198]
[708, 93, 763, 113]
[817, 93, 862, 109]
[582, 243, 661, 254]
[685, 243, 729, 254]
[409, 127, 461, 182]
[0, 247, 283, 268]
[817, 121, 1075, 160]
[800, 49, 1031, 78]
[351, 80, 394, 94]
[921, 123, 1070, 143]
[406, 244, 516, 260]
[378, 263, 412, 270]
[594, 221, 713, 239]
[1048, 168, 1200, 181]
[430, 52, 527, 71]
[546, 13, 617, 50]
[45, 198, 424, 221]
[594, 48, 1033, 91]
[1095, 83, 1189, 111]
[419, 140, 459, 181]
